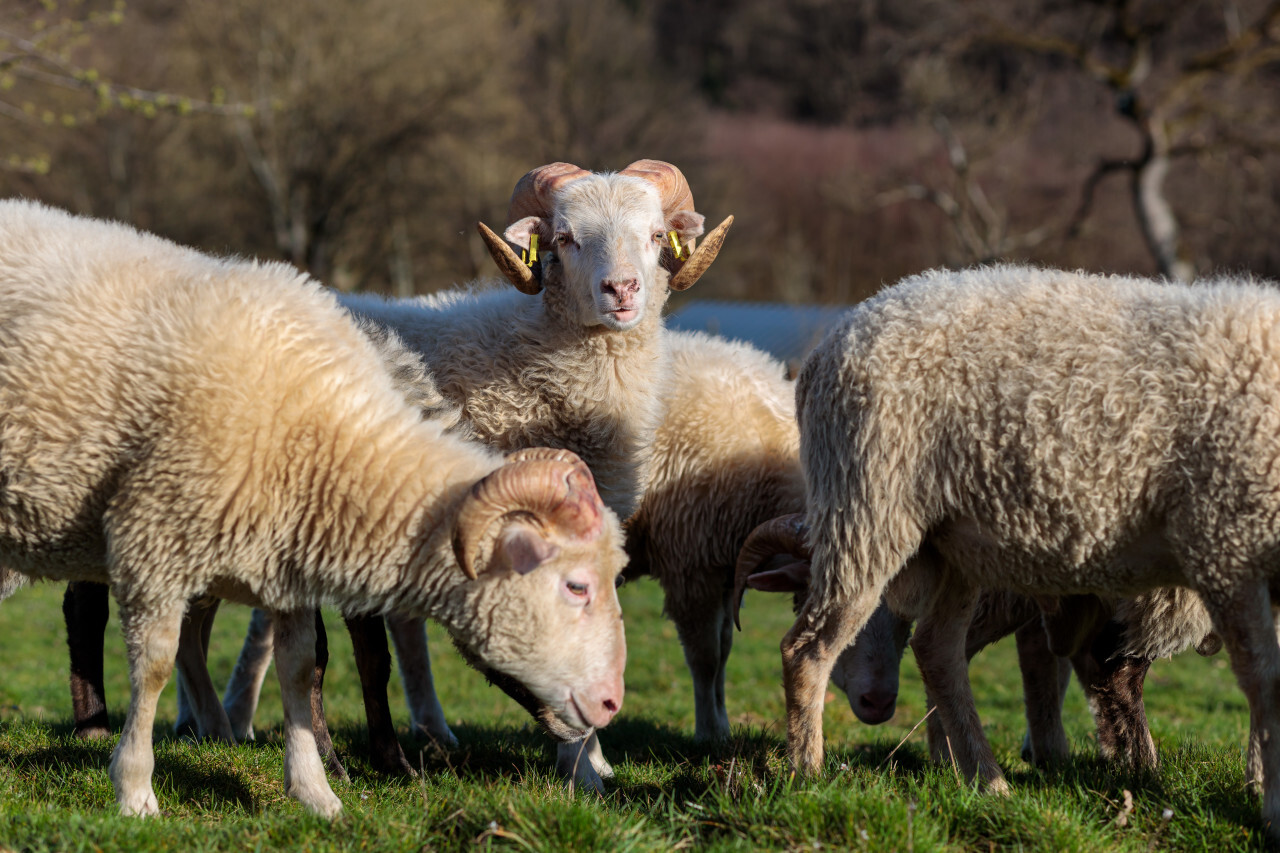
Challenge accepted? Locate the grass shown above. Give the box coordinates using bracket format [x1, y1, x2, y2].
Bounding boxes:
[0, 577, 1266, 851]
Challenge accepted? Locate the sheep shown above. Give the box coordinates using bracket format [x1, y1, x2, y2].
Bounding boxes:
[738, 528, 1219, 771]
[135, 159, 734, 786]
[775, 263, 1280, 842]
[624, 329, 909, 744]
[0, 200, 628, 817]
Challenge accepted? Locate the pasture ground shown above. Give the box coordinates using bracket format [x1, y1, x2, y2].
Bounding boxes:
[0, 577, 1262, 851]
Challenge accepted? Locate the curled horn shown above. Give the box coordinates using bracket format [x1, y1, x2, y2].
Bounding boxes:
[452, 449, 602, 579]
[618, 159, 733, 292]
[477, 162, 591, 296]
[619, 159, 695, 220]
[669, 214, 733, 292]
[732, 513, 811, 630]
[478, 222, 539, 295]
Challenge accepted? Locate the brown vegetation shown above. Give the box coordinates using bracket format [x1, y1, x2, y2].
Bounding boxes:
[2, 0, 1278, 304]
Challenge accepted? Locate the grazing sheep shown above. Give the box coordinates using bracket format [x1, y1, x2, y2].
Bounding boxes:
[779, 263, 1280, 840]
[627, 330, 908, 745]
[0, 200, 627, 817]
[150, 160, 734, 786]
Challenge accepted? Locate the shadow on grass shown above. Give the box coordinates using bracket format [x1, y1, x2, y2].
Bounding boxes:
[5, 737, 258, 812]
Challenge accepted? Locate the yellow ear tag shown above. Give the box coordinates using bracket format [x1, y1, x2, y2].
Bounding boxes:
[668, 230, 685, 260]
[523, 233, 539, 268]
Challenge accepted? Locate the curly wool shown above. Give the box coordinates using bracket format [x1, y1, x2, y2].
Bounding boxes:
[799, 263, 1280, 610]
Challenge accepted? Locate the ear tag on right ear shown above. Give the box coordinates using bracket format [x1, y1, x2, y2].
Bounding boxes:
[522, 233, 539, 268]
[667, 230, 685, 260]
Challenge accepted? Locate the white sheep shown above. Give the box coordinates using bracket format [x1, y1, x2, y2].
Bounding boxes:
[783, 264, 1280, 842]
[147, 160, 734, 787]
[627, 330, 908, 742]
[0, 200, 628, 817]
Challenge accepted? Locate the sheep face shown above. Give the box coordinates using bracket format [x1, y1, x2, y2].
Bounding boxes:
[446, 449, 628, 740]
[733, 513, 910, 725]
[828, 602, 911, 724]
[503, 172, 706, 332]
[457, 515, 628, 738]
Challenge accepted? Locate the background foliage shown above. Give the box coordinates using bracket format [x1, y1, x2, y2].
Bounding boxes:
[2, 0, 1278, 305]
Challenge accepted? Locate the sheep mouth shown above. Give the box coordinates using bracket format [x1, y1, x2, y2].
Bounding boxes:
[599, 307, 642, 331]
[451, 640, 590, 742]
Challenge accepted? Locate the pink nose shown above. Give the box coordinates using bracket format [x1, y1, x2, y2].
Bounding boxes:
[600, 278, 639, 300]
[581, 676, 624, 728]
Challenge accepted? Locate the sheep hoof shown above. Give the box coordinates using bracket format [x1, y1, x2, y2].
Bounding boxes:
[118, 789, 160, 817]
[984, 776, 1012, 796]
[415, 722, 460, 751]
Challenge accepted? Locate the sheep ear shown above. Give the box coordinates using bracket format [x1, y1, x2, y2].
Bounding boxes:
[667, 210, 705, 244]
[503, 216, 545, 251]
[745, 560, 810, 593]
[492, 522, 560, 576]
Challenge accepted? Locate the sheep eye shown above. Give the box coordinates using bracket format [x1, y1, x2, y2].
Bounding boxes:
[566, 580, 589, 597]
[556, 233, 573, 247]
[652, 231, 665, 243]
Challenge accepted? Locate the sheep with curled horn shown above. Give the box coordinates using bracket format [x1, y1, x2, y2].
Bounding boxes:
[82, 159, 733, 790]
[0, 199, 628, 817]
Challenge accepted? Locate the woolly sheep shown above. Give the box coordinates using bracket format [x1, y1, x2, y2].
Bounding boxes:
[783, 264, 1280, 841]
[0, 200, 627, 817]
[148, 160, 735, 786]
[627, 330, 908, 742]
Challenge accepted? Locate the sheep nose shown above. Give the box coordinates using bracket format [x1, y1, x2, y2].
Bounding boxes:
[584, 676, 624, 728]
[600, 278, 639, 299]
[853, 689, 897, 724]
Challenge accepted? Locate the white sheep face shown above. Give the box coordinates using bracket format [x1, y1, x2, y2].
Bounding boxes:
[505, 173, 705, 332]
[455, 512, 628, 737]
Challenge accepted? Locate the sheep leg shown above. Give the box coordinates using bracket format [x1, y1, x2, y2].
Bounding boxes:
[1204, 580, 1280, 843]
[671, 583, 734, 742]
[1071, 617, 1157, 768]
[64, 581, 111, 739]
[782, 586, 882, 776]
[911, 577, 1008, 793]
[1014, 618, 1072, 766]
[172, 597, 234, 743]
[386, 614, 458, 748]
[108, 599, 184, 817]
[271, 608, 343, 818]
[343, 612, 414, 776]
[556, 731, 611, 793]
[308, 610, 349, 783]
[222, 607, 275, 742]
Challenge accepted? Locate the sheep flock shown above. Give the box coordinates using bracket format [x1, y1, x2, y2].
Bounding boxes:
[2, 168, 1280, 844]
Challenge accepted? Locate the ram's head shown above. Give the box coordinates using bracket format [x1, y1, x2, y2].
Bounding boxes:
[478, 160, 733, 331]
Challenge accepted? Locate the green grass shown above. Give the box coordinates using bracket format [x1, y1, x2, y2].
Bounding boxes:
[0, 578, 1265, 851]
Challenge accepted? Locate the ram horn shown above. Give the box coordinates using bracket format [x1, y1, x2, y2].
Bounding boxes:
[732, 512, 810, 630]
[506, 162, 592, 224]
[619, 159, 695, 219]
[477, 221, 541, 295]
[480, 163, 592, 296]
[669, 214, 733, 292]
[452, 449, 602, 579]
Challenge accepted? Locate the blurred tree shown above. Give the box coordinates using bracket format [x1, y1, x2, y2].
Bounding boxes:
[983, 0, 1280, 281]
[174, 0, 519, 287]
[0, 0, 241, 178]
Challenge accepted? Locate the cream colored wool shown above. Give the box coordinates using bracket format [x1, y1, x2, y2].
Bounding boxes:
[627, 330, 907, 741]
[211, 166, 709, 791]
[790, 263, 1280, 841]
[0, 200, 627, 817]
[339, 171, 688, 521]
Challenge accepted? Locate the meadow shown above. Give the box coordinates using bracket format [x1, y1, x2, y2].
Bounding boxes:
[0, 575, 1264, 851]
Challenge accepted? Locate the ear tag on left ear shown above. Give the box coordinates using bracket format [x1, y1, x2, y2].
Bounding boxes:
[522, 233, 539, 268]
[668, 230, 685, 260]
